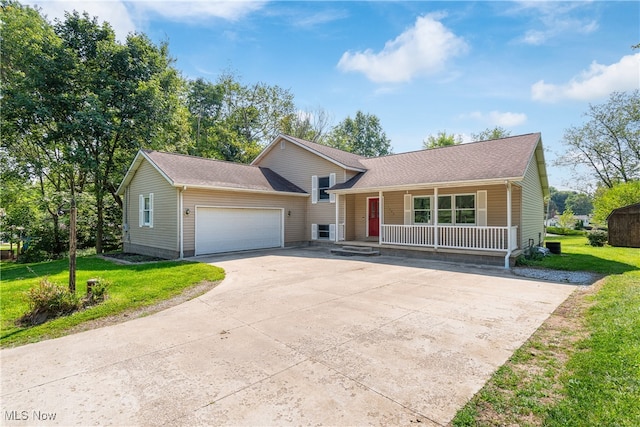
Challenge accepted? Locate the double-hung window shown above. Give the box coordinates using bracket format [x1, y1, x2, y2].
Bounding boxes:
[413, 196, 432, 224]
[139, 193, 154, 227]
[318, 176, 330, 201]
[436, 194, 475, 225]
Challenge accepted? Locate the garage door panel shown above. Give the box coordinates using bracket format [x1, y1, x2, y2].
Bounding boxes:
[196, 208, 282, 255]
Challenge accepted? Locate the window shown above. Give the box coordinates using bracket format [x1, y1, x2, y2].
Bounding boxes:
[455, 194, 475, 224]
[318, 176, 330, 201]
[318, 224, 330, 239]
[413, 196, 432, 224]
[139, 193, 153, 227]
[436, 194, 475, 225]
[437, 195, 452, 224]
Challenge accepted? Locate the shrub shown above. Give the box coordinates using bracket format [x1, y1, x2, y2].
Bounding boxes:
[84, 278, 110, 306]
[20, 278, 80, 325]
[546, 226, 585, 236]
[587, 230, 608, 247]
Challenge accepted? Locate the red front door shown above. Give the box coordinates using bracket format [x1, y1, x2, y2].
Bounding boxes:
[368, 198, 380, 237]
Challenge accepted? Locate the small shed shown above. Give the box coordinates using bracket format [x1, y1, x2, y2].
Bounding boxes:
[607, 203, 640, 248]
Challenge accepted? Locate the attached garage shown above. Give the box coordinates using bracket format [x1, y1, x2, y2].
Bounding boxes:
[195, 207, 284, 255]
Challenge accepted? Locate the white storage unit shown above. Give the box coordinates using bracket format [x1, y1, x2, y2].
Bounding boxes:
[195, 207, 283, 255]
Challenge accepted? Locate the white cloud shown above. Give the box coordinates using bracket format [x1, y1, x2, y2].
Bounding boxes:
[463, 111, 528, 127]
[532, 53, 640, 102]
[134, 0, 267, 22]
[509, 1, 599, 45]
[25, 0, 136, 41]
[337, 13, 468, 83]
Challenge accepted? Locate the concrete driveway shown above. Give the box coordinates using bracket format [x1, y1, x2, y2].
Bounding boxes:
[0, 248, 575, 426]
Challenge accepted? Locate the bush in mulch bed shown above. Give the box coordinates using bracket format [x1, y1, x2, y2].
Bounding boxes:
[102, 252, 165, 263]
[18, 277, 110, 326]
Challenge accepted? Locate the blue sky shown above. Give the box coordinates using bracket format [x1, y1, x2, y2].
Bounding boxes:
[26, 1, 640, 190]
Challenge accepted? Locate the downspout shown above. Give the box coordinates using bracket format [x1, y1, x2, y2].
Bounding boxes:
[505, 181, 512, 269]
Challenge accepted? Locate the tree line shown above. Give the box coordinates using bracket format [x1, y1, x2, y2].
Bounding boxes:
[0, 1, 391, 259]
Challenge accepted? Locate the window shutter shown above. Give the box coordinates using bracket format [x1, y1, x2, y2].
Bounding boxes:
[148, 193, 154, 228]
[311, 223, 318, 240]
[477, 190, 487, 226]
[404, 194, 412, 225]
[329, 223, 336, 241]
[311, 175, 318, 204]
[329, 173, 336, 203]
[139, 194, 144, 227]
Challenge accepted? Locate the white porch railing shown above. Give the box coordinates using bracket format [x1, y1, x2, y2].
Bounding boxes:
[381, 225, 518, 251]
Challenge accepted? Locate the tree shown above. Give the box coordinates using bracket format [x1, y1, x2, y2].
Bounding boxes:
[423, 131, 462, 149]
[564, 192, 593, 216]
[592, 181, 640, 223]
[557, 209, 576, 232]
[280, 107, 333, 143]
[2, 4, 191, 255]
[548, 187, 576, 217]
[556, 90, 640, 188]
[471, 126, 511, 141]
[186, 77, 223, 158]
[324, 111, 392, 157]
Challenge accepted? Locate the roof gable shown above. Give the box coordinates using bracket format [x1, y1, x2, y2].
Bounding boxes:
[117, 150, 306, 195]
[332, 133, 545, 191]
[252, 134, 367, 171]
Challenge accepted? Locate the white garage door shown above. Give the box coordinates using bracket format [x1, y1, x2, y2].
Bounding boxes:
[195, 207, 283, 255]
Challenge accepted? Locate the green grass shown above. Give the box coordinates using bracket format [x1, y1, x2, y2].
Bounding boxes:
[453, 237, 640, 426]
[0, 256, 224, 347]
[518, 234, 638, 275]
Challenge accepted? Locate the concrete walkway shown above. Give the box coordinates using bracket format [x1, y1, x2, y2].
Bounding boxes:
[0, 248, 575, 426]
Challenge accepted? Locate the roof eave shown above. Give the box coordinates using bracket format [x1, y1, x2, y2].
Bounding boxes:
[173, 182, 309, 197]
[252, 134, 367, 172]
[329, 177, 525, 194]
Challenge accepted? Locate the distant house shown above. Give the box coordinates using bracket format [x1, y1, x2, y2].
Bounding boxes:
[545, 215, 591, 228]
[117, 133, 550, 267]
[607, 203, 640, 248]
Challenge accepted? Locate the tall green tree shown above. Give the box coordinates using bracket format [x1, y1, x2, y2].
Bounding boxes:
[592, 181, 640, 223]
[2, 3, 191, 254]
[280, 107, 332, 143]
[325, 111, 392, 157]
[423, 131, 462, 149]
[565, 192, 593, 216]
[556, 90, 640, 188]
[187, 77, 223, 157]
[471, 126, 511, 141]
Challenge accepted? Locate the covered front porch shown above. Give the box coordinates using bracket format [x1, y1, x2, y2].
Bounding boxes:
[332, 183, 523, 268]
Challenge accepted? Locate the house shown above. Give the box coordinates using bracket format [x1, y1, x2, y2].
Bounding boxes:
[606, 203, 640, 248]
[117, 133, 549, 267]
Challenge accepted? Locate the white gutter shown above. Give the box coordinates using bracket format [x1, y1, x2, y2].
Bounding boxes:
[328, 177, 525, 195]
[171, 183, 309, 197]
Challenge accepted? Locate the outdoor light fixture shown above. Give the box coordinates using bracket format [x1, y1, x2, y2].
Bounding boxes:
[185, 208, 190, 215]
[287, 210, 291, 217]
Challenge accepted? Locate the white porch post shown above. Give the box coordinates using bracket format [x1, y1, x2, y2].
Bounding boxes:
[379, 190, 384, 245]
[434, 187, 439, 249]
[505, 181, 512, 268]
[335, 193, 340, 243]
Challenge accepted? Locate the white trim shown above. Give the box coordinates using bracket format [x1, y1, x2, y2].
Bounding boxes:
[505, 182, 512, 268]
[328, 177, 525, 195]
[311, 175, 318, 204]
[335, 194, 340, 242]
[329, 224, 336, 241]
[148, 193, 154, 228]
[311, 223, 318, 240]
[411, 195, 433, 225]
[434, 187, 439, 248]
[178, 188, 183, 259]
[329, 173, 336, 203]
[171, 183, 309, 197]
[139, 194, 144, 227]
[194, 205, 285, 256]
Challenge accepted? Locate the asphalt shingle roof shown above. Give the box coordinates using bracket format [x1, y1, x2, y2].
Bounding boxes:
[144, 150, 306, 194]
[332, 133, 542, 191]
[282, 135, 367, 170]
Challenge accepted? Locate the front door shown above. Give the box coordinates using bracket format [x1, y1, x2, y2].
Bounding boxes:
[368, 198, 380, 237]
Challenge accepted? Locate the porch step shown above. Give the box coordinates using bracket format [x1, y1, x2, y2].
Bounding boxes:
[331, 246, 380, 257]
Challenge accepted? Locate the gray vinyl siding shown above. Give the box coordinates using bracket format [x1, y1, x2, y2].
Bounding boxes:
[182, 188, 307, 256]
[123, 160, 178, 256]
[520, 156, 545, 248]
[255, 139, 351, 239]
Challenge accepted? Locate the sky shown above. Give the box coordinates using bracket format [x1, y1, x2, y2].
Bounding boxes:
[24, 1, 640, 191]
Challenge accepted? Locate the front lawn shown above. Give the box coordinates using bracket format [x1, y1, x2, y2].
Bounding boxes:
[452, 236, 640, 426]
[1, 256, 224, 348]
